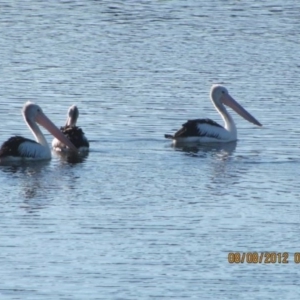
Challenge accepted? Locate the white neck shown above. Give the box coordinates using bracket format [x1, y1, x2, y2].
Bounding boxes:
[65, 116, 76, 127]
[26, 119, 51, 153]
[213, 99, 237, 139]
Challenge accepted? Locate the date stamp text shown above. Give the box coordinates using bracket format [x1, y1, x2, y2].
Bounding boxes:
[228, 252, 300, 264]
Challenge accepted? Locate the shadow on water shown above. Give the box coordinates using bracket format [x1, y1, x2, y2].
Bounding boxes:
[0, 160, 52, 212]
[0, 157, 88, 212]
[173, 141, 237, 160]
[0, 160, 51, 174]
[167, 141, 241, 195]
[53, 150, 89, 164]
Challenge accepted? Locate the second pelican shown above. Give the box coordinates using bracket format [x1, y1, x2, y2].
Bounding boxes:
[52, 105, 89, 152]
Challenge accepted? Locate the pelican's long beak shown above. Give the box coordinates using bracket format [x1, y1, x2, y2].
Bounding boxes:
[36, 112, 78, 152]
[221, 94, 262, 126]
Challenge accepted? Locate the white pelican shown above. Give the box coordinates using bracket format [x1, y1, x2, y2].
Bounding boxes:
[165, 84, 262, 144]
[52, 105, 89, 152]
[0, 102, 77, 162]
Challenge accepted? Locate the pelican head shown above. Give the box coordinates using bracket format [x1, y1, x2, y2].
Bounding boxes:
[22, 102, 78, 152]
[210, 84, 262, 127]
[23, 102, 44, 123]
[66, 105, 79, 127]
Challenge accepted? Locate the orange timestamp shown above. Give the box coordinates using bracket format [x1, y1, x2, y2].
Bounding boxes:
[228, 252, 300, 264]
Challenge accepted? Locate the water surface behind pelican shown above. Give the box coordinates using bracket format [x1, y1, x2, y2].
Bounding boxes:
[0, 1, 300, 299]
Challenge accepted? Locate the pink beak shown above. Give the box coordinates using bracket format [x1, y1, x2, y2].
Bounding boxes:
[221, 94, 262, 126]
[36, 112, 78, 152]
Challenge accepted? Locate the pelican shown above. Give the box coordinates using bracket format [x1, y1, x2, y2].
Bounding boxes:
[0, 102, 77, 162]
[165, 84, 262, 144]
[52, 105, 89, 152]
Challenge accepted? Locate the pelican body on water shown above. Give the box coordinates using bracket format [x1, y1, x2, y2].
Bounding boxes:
[52, 105, 89, 152]
[0, 102, 77, 163]
[165, 84, 262, 144]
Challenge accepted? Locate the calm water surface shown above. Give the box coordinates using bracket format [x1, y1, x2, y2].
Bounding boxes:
[0, 1, 300, 299]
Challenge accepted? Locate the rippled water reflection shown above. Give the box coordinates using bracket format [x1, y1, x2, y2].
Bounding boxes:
[0, 0, 300, 299]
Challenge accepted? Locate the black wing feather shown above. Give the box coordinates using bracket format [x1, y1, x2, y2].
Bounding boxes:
[60, 126, 89, 148]
[165, 118, 223, 139]
[0, 136, 38, 158]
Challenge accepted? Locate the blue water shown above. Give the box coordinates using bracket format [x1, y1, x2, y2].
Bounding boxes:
[0, 1, 300, 299]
